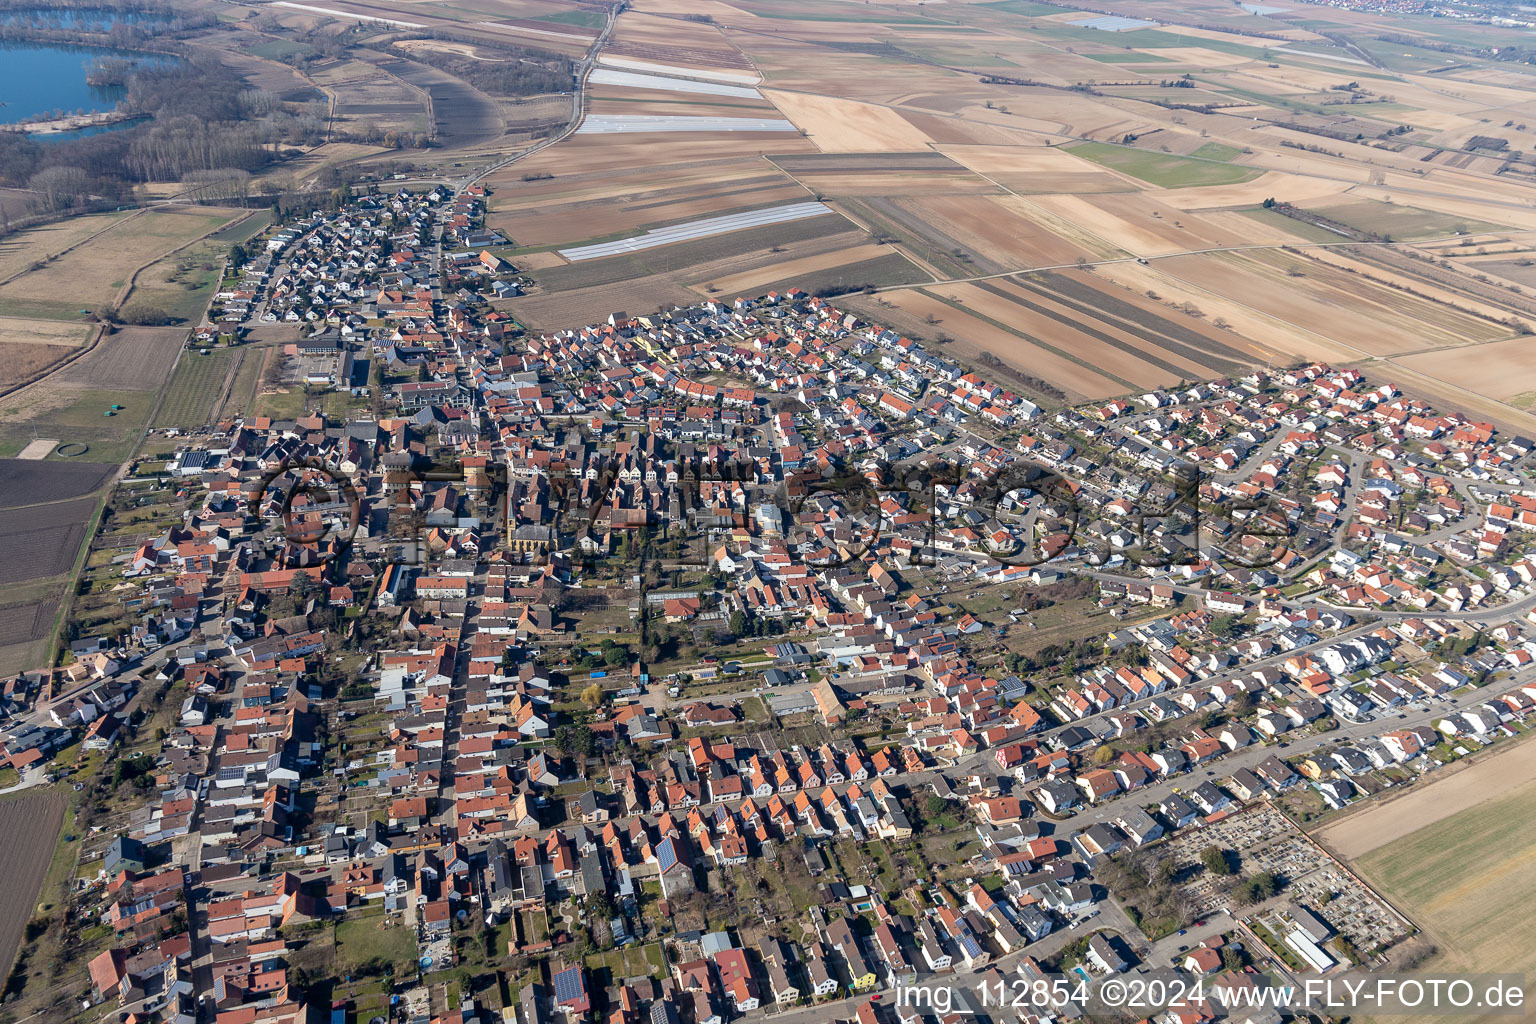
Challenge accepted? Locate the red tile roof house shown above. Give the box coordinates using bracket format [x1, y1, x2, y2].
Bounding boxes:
[714, 948, 760, 1013]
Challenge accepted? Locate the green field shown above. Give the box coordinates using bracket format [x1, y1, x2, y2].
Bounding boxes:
[979, 0, 1070, 14]
[154, 348, 235, 429]
[1236, 206, 1355, 244]
[1083, 51, 1175, 63]
[252, 387, 306, 421]
[738, 0, 940, 23]
[533, 9, 605, 27]
[1353, 777, 1536, 1024]
[0, 388, 152, 461]
[1304, 198, 1501, 240]
[1066, 141, 1262, 188]
[1190, 141, 1244, 161]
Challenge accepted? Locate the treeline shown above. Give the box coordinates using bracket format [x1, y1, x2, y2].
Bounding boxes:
[406, 41, 573, 97]
[247, 16, 374, 65]
[0, 0, 217, 47]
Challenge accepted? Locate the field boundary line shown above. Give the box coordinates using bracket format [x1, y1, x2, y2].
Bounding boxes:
[0, 208, 148, 290]
[0, 209, 254, 404]
[0, 322, 103, 403]
[116, 208, 258, 312]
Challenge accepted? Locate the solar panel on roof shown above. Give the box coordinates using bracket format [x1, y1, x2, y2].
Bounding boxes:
[657, 836, 678, 873]
[553, 965, 585, 1003]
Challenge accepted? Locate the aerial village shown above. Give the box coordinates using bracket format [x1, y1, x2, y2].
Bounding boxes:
[13, 184, 1536, 1024]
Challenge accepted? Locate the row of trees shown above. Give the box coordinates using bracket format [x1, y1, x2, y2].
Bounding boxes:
[407, 41, 574, 97]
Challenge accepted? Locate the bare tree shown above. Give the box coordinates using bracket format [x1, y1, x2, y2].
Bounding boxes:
[28, 165, 87, 212]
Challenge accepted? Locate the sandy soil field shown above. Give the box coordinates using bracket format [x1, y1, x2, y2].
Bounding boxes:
[763, 91, 935, 152]
[1152, 170, 1353, 210]
[695, 242, 899, 295]
[1138, 46, 1253, 67]
[860, 288, 1126, 400]
[1396, 336, 1536, 402]
[1028, 194, 1246, 256]
[937, 144, 1136, 193]
[1092, 259, 1359, 364]
[1152, 251, 1483, 355]
[899, 194, 1100, 268]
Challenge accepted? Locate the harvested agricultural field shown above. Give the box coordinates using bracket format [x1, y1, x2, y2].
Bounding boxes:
[313, 58, 430, 135]
[926, 279, 1188, 387]
[358, 53, 504, 147]
[576, 113, 796, 134]
[0, 318, 91, 352]
[1012, 270, 1262, 375]
[0, 792, 66, 985]
[841, 194, 1118, 278]
[745, 252, 926, 300]
[52, 328, 187, 392]
[1154, 249, 1504, 356]
[0, 461, 115, 509]
[937, 144, 1138, 194]
[762, 91, 935, 152]
[769, 152, 967, 175]
[696, 242, 906, 295]
[508, 228, 880, 329]
[1027, 194, 1258, 256]
[1065, 141, 1263, 188]
[852, 288, 1127, 401]
[770, 152, 1004, 197]
[0, 209, 242, 321]
[526, 214, 853, 291]
[1396, 337, 1536, 404]
[878, 195, 1103, 274]
[489, 166, 808, 245]
[0, 496, 97, 584]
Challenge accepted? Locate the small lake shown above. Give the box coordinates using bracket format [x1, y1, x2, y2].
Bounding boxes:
[0, 42, 176, 139]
